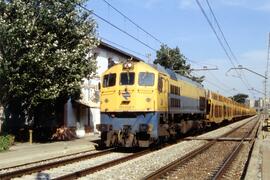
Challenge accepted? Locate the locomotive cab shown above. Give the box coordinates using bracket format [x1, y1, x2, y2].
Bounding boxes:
[97, 61, 163, 147]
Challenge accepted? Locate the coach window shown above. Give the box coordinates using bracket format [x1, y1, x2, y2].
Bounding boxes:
[120, 72, 135, 85]
[139, 72, 155, 86]
[103, 73, 116, 87]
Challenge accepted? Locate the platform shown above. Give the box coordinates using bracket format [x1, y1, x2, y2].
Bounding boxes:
[0, 134, 99, 169]
[245, 119, 270, 180]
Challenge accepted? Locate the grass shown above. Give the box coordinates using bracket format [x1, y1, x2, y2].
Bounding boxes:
[0, 135, 15, 152]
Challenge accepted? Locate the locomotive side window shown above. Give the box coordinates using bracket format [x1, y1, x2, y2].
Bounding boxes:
[103, 73, 116, 87]
[139, 72, 154, 86]
[170, 85, 180, 95]
[158, 77, 163, 92]
[120, 72, 135, 85]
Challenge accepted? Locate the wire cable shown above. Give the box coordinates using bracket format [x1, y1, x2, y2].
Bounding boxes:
[195, 0, 237, 69]
[192, 71, 234, 95]
[101, 0, 163, 45]
[205, 0, 239, 64]
[77, 3, 158, 52]
[196, 0, 253, 96]
[99, 36, 148, 58]
[205, 0, 254, 96]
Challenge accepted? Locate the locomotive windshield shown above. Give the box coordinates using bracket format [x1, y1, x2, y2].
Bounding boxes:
[139, 72, 155, 86]
[120, 72, 135, 85]
[103, 73, 116, 87]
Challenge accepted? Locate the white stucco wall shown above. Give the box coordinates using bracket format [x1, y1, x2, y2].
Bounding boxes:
[66, 47, 124, 136]
[90, 108, 100, 133]
[95, 47, 122, 75]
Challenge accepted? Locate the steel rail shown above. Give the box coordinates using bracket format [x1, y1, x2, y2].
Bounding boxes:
[0, 115, 258, 180]
[0, 149, 97, 171]
[211, 116, 261, 179]
[52, 149, 151, 180]
[53, 118, 260, 180]
[143, 115, 258, 180]
[0, 148, 114, 180]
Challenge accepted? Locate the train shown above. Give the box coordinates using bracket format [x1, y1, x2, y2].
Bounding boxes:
[96, 60, 256, 147]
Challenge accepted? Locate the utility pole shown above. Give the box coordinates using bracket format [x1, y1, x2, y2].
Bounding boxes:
[227, 66, 268, 118]
[265, 32, 270, 120]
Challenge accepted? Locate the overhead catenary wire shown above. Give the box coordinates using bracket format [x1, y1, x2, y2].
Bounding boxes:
[77, 3, 158, 52]
[205, 0, 254, 97]
[207, 71, 237, 91]
[192, 71, 234, 96]
[205, 0, 239, 64]
[101, 0, 213, 70]
[196, 0, 253, 96]
[205, 79, 235, 95]
[100, 36, 149, 58]
[101, 0, 163, 45]
[195, 0, 237, 69]
[88, 1, 215, 72]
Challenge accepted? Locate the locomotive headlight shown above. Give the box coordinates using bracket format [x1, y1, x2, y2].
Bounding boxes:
[123, 62, 134, 69]
[127, 63, 132, 68]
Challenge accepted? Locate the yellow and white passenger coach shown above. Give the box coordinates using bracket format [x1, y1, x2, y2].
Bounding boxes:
[97, 60, 256, 147]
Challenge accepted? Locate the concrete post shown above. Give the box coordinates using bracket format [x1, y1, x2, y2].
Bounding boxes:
[29, 130, 33, 144]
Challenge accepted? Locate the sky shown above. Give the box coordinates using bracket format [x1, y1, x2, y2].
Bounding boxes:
[86, 0, 270, 99]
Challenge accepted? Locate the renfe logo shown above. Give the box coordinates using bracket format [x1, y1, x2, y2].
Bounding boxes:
[122, 91, 130, 100]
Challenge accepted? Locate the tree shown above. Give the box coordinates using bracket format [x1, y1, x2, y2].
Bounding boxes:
[154, 44, 204, 83]
[0, 0, 98, 135]
[231, 93, 249, 104]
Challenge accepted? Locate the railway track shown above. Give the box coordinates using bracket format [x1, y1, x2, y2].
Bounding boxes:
[52, 149, 151, 180]
[0, 116, 258, 180]
[143, 115, 260, 180]
[212, 116, 260, 179]
[0, 148, 114, 180]
[0, 146, 151, 180]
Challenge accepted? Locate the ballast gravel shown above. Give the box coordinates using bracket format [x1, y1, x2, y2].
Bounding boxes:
[0, 150, 99, 175]
[81, 116, 256, 180]
[13, 152, 132, 180]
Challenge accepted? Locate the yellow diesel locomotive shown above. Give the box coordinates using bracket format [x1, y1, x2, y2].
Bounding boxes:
[97, 60, 256, 147]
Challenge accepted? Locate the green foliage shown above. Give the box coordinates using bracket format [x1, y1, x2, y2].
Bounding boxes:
[0, 0, 98, 130]
[232, 93, 249, 104]
[0, 135, 15, 152]
[154, 45, 204, 83]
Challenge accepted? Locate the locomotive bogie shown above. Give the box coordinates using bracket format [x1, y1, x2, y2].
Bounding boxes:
[98, 112, 159, 147]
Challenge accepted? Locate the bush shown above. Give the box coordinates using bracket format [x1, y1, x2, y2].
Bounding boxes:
[0, 135, 15, 152]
